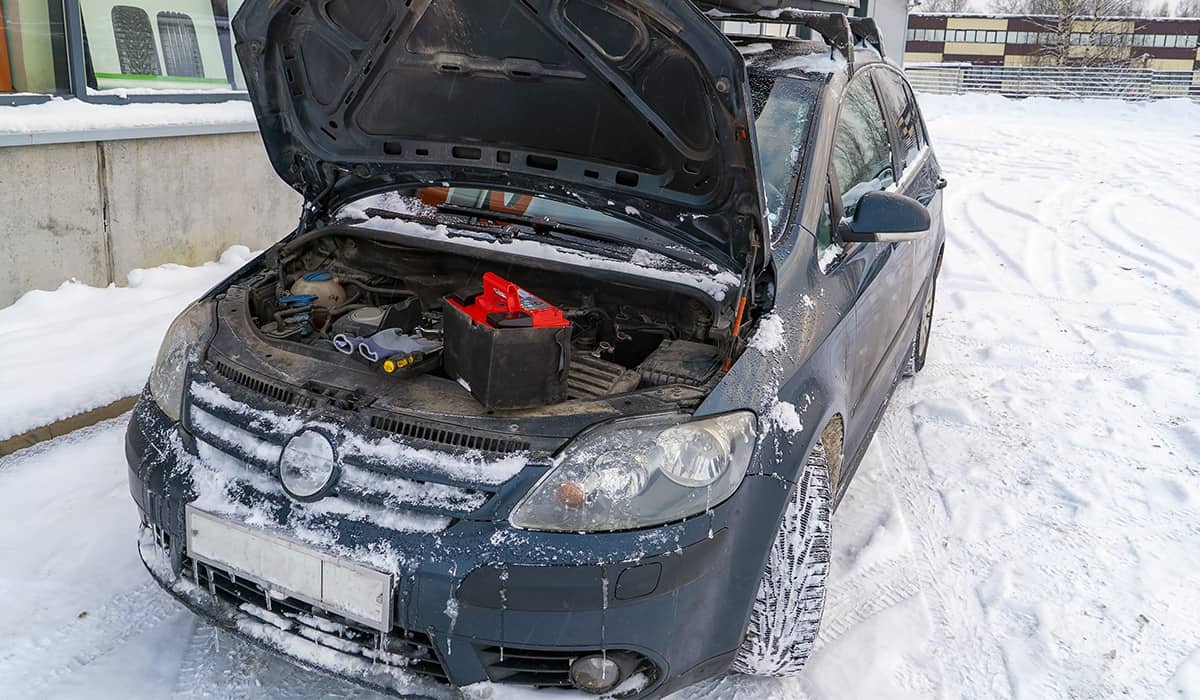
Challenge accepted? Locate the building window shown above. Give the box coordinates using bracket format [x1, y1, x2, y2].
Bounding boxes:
[157, 11, 203, 78]
[1, 0, 71, 95]
[111, 5, 160, 76]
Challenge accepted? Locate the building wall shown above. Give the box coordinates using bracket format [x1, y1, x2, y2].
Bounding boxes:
[904, 13, 1200, 70]
[0, 132, 300, 307]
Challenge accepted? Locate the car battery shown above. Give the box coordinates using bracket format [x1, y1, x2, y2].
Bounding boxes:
[444, 273, 572, 410]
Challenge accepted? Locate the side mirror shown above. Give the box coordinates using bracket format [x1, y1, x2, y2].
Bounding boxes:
[838, 191, 931, 243]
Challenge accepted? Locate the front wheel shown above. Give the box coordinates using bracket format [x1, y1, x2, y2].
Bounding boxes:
[905, 274, 938, 377]
[733, 445, 832, 677]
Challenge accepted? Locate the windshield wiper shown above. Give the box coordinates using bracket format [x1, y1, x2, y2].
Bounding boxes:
[435, 203, 709, 270]
[435, 203, 599, 238]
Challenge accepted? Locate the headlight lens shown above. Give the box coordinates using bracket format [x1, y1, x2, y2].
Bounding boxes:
[509, 412, 757, 532]
[148, 301, 213, 421]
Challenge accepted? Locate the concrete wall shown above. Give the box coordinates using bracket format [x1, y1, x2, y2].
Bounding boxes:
[0, 132, 301, 307]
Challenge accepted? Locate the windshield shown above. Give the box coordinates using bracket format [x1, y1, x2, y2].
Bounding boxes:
[751, 75, 820, 234]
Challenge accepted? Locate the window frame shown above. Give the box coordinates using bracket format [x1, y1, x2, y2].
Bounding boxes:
[63, 0, 248, 105]
[1, 0, 72, 105]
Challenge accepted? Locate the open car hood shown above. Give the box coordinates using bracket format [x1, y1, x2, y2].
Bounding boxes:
[233, 0, 767, 271]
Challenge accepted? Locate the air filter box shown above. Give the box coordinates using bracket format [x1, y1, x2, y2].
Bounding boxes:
[443, 273, 572, 410]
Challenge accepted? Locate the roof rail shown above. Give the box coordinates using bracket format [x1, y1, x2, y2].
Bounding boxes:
[704, 8, 857, 72]
[847, 16, 885, 57]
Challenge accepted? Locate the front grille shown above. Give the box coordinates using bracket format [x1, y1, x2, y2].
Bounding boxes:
[368, 414, 530, 455]
[186, 379, 501, 526]
[183, 556, 448, 682]
[214, 359, 315, 409]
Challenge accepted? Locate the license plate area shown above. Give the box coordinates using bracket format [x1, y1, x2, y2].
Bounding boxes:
[185, 505, 393, 631]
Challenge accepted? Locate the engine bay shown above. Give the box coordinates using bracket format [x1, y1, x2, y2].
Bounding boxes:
[223, 230, 741, 417]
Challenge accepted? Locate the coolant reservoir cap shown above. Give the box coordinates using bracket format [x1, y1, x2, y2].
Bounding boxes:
[303, 271, 334, 282]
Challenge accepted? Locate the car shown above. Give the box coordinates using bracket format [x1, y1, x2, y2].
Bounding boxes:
[125, 1, 946, 698]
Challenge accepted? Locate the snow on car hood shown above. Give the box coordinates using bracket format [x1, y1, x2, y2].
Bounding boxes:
[232, 0, 768, 272]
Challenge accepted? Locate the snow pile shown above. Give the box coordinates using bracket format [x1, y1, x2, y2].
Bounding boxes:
[0, 98, 254, 136]
[0, 246, 255, 441]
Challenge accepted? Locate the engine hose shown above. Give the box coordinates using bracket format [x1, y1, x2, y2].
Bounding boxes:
[342, 278, 418, 297]
[273, 304, 314, 328]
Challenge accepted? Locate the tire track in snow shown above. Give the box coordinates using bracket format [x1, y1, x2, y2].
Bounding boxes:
[872, 391, 1018, 699]
[1, 581, 181, 698]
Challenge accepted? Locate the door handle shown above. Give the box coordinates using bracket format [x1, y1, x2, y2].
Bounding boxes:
[936, 177, 948, 190]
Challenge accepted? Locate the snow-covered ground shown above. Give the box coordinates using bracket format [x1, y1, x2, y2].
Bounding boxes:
[0, 247, 256, 441]
[2, 94, 1199, 699]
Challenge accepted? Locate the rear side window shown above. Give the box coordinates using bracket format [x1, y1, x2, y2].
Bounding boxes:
[831, 74, 895, 218]
[876, 71, 927, 173]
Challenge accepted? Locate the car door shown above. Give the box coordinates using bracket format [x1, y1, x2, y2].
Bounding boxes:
[826, 69, 913, 441]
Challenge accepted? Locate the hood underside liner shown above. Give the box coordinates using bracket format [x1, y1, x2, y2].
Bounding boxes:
[233, 0, 768, 271]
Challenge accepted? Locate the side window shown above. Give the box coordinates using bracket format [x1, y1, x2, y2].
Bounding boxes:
[831, 74, 895, 219]
[112, 6, 161, 77]
[877, 71, 926, 173]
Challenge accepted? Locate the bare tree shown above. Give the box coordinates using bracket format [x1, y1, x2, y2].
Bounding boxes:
[1175, 0, 1200, 15]
[917, 0, 972, 11]
[990, 0, 1150, 67]
[1148, 0, 1172, 14]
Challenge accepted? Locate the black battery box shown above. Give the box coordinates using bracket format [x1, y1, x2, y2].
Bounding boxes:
[443, 274, 572, 410]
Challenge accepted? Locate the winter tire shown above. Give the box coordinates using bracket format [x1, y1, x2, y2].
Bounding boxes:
[905, 274, 938, 377]
[733, 444, 832, 677]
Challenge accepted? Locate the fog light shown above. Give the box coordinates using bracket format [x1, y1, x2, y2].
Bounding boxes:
[570, 654, 622, 694]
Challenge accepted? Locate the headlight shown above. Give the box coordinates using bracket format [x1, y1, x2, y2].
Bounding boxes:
[509, 412, 757, 532]
[148, 301, 214, 421]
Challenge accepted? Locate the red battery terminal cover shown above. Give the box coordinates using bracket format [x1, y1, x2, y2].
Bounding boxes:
[446, 273, 570, 329]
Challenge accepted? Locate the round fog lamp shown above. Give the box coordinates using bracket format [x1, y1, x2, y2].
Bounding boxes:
[279, 430, 338, 501]
[570, 654, 622, 694]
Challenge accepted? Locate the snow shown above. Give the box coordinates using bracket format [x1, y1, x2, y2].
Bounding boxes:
[749, 312, 786, 354]
[0, 98, 254, 136]
[766, 401, 804, 435]
[2, 94, 1200, 699]
[770, 48, 848, 75]
[818, 243, 843, 273]
[0, 246, 256, 441]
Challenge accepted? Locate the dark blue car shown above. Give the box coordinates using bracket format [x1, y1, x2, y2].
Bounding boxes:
[126, 2, 945, 698]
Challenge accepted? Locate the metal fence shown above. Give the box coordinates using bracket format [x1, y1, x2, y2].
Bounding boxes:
[905, 64, 1199, 100]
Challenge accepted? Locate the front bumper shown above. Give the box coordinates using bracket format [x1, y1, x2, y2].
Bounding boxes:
[127, 390, 789, 698]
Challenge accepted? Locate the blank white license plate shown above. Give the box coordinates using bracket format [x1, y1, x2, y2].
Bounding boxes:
[186, 505, 393, 631]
